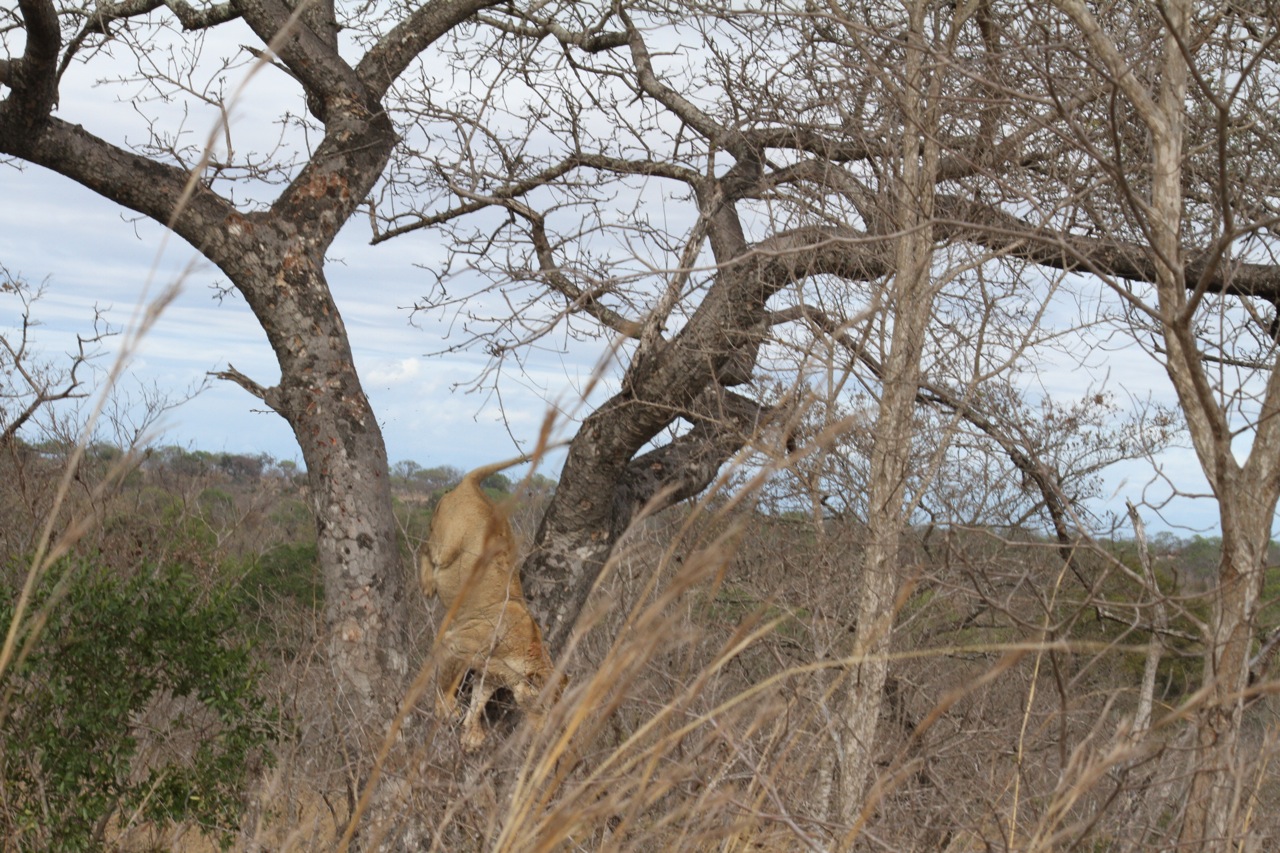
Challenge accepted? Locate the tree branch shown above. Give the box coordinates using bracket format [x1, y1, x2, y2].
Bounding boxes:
[58, 0, 164, 81]
[57, 0, 242, 83]
[618, 8, 752, 163]
[2, 0, 61, 132]
[1250, 626, 1280, 687]
[1093, 604, 1198, 646]
[935, 194, 1280, 300]
[517, 203, 643, 339]
[232, 0, 361, 120]
[209, 364, 285, 414]
[163, 0, 240, 29]
[617, 386, 773, 525]
[357, 0, 505, 100]
[373, 152, 704, 244]
[474, 9, 629, 54]
[777, 302, 1089, 575]
[0, 115, 235, 256]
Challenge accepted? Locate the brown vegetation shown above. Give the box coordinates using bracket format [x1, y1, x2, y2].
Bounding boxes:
[7, 1, 1280, 850]
[1, 422, 1280, 850]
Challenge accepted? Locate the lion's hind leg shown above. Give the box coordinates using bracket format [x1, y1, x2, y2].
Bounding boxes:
[434, 652, 468, 720]
[445, 603, 562, 751]
[492, 604, 560, 728]
[447, 610, 514, 751]
[459, 670, 502, 752]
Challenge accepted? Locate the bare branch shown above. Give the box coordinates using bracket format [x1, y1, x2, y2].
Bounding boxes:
[57, 0, 242, 82]
[356, 0, 505, 100]
[0, 277, 112, 446]
[208, 364, 284, 415]
[934, 194, 1280, 301]
[617, 8, 751, 162]
[2, 0, 60, 130]
[232, 0, 361, 118]
[475, 8, 629, 54]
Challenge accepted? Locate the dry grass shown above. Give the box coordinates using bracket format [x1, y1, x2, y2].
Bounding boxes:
[83, 492, 1280, 853]
[4, 330, 1280, 851]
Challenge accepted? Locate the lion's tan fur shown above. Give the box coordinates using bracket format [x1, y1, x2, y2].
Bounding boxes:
[419, 456, 561, 750]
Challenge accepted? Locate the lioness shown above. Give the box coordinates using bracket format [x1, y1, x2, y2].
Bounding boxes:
[419, 456, 561, 751]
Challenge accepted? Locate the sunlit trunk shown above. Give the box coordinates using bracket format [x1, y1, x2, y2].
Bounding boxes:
[1179, 487, 1273, 847]
[1122, 0, 1273, 843]
[277, 267, 408, 726]
[828, 0, 941, 827]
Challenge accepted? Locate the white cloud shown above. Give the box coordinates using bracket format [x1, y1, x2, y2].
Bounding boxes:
[366, 357, 422, 386]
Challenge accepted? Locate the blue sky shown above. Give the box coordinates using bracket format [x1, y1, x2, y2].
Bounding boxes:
[0, 160, 592, 479]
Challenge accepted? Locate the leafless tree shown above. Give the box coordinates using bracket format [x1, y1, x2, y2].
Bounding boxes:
[1026, 2, 1280, 846]
[0, 271, 113, 558]
[0, 270, 107, 448]
[381, 0, 1280, 841]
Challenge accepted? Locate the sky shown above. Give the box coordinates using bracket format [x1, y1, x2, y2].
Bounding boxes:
[0, 160, 594, 478]
[0, 10, 1233, 536]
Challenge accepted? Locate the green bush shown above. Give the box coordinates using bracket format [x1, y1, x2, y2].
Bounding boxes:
[240, 542, 322, 610]
[0, 561, 277, 851]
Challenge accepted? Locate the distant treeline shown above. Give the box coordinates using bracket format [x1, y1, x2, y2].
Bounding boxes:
[9, 439, 1260, 581]
[13, 438, 558, 498]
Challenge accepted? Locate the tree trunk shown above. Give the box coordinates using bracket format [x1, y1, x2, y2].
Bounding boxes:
[191, 108, 413, 729]
[522, 173, 778, 650]
[1092, 0, 1280, 842]
[1178, 484, 1273, 848]
[216, 247, 409, 725]
[828, 251, 937, 828]
[1098, 0, 1280, 842]
[828, 0, 941, 828]
[526, 383, 769, 654]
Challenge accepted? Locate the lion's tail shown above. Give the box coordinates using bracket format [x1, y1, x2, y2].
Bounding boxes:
[460, 441, 569, 489]
[460, 454, 533, 488]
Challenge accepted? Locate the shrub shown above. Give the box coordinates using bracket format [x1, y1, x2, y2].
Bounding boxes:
[0, 560, 277, 851]
[239, 542, 322, 611]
